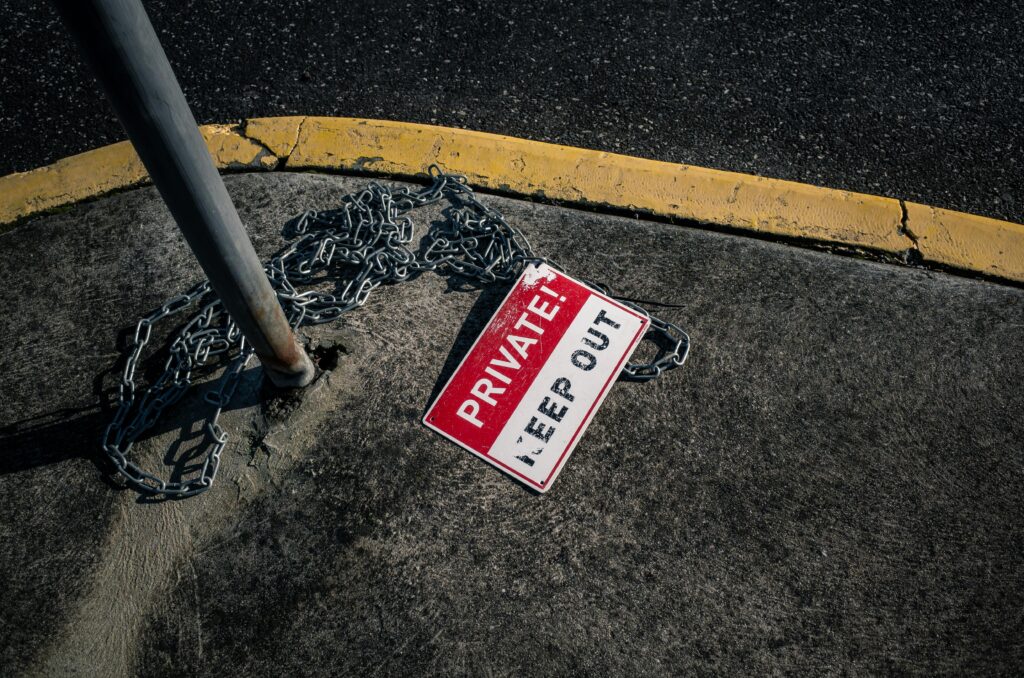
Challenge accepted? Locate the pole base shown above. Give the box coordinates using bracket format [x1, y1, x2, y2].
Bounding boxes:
[259, 344, 316, 389]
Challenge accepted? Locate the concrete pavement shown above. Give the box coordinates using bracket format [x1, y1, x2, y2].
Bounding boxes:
[1, 173, 1022, 675]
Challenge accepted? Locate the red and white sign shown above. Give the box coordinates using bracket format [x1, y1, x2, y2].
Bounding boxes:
[423, 263, 649, 492]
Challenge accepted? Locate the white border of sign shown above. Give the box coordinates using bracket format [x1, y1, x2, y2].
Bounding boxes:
[423, 263, 650, 492]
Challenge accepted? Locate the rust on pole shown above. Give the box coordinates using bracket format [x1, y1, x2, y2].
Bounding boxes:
[51, 0, 314, 388]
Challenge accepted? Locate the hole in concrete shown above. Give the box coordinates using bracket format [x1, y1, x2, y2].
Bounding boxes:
[258, 340, 348, 420]
[309, 343, 344, 372]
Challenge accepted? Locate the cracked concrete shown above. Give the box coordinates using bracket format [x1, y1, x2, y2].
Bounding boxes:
[2, 172, 1023, 675]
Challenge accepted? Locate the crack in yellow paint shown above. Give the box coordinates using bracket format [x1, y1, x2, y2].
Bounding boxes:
[904, 202, 1024, 278]
[201, 124, 277, 170]
[243, 116, 305, 159]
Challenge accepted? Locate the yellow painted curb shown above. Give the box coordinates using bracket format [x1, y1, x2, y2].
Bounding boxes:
[904, 202, 1024, 281]
[0, 124, 275, 226]
[1, 116, 1022, 284]
[287, 117, 908, 254]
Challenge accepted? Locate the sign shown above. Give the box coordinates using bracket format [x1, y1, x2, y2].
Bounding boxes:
[423, 263, 649, 492]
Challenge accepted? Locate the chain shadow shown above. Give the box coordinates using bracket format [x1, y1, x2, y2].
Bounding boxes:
[0, 323, 261, 485]
[0, 324, 131, 479]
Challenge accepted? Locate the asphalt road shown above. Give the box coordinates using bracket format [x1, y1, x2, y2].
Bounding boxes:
[2, 174, 1022, 675]
[1, 0, 1022, 222]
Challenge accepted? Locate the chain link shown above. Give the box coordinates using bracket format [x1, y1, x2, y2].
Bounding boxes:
[104, 167, 690, 498]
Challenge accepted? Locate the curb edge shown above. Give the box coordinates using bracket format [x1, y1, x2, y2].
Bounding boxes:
[2, 116, 1021, 284]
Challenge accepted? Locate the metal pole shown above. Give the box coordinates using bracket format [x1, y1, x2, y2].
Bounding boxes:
[51, 0, 315, 388]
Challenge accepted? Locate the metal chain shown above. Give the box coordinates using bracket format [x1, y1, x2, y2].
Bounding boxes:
[103, 166, 690, 498]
